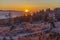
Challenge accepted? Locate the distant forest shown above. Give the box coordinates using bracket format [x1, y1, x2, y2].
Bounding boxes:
[14, 8, 60, 23]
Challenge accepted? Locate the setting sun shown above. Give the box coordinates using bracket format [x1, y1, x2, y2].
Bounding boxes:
[25, 9, 29, 12]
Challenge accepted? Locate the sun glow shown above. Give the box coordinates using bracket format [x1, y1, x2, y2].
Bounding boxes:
[25, 9, 29, 12]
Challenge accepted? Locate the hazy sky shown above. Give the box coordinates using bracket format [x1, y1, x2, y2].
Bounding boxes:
[0, 0, 60, 12]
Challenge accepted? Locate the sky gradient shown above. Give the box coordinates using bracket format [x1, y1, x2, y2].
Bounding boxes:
[0, 0, 60, 12]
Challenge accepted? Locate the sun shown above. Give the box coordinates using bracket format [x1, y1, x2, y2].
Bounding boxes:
[25, 9, 29, 12]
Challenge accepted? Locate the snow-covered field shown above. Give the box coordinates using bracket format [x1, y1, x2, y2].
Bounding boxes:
[0, 11, 24, 19]
[0, 21, 60, 40]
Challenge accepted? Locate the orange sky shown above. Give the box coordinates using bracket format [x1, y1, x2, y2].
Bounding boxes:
[0, 0, 60, 12]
